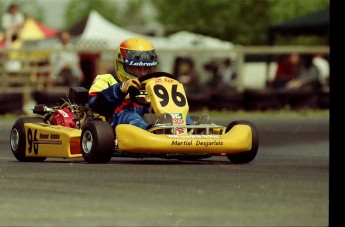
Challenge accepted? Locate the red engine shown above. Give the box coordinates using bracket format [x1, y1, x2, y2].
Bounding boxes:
[50, 107, 77, 128]
[32, 87, 89, 129]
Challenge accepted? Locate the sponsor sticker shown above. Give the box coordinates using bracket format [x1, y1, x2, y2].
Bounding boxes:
[171, 112, 185, 125]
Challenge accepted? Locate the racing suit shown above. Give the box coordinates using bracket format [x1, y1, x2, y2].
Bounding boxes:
[88, 73, 194, 130]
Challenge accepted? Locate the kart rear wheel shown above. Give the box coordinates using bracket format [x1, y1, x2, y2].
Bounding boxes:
[225, 120, 259, 164]
[10, 117, 47, 162]
[81, 121, 114, 163]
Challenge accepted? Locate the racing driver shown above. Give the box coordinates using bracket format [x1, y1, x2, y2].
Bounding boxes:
[88, 37, 195, 130]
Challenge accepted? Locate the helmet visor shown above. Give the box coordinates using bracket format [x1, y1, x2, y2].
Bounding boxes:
[124, 65, 156, 77]
[120, 49, 158, 77]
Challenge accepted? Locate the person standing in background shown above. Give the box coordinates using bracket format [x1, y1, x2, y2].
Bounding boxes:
[217, 58, 236, 86]
[1, 3, 25, 48]
[49, 31, 84, 87]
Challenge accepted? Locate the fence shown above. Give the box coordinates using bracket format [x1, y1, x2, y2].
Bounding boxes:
[0, 45, 329, 113]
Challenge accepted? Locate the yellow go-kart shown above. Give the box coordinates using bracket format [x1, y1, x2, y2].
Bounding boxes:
[10, 72, 259, 164]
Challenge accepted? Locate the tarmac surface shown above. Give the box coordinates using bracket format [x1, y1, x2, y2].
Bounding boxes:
[0, 111, 330, 226]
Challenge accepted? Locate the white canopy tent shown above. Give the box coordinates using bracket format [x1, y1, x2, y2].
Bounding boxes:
[74, 10, 235, 80]
[168, 31, 234, 49]
[75, 10, 168, 49]
[164, 31, 235, 83]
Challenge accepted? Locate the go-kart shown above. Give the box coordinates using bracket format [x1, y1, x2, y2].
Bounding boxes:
[10, 72, 259, 164]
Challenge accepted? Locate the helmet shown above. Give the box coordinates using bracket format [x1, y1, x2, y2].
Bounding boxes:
[115, 38, 158, 82]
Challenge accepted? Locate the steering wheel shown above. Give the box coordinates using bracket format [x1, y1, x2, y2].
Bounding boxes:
[128, 72, 177, 107]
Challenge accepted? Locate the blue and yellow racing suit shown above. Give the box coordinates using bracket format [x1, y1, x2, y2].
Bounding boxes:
[88, 73, 195, 130]
[88, 73, 152, 129]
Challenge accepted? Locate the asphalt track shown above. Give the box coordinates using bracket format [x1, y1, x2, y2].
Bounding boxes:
[0, 112, 329, 226]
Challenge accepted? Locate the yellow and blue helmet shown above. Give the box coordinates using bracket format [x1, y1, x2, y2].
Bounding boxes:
[115, 38, 158, 82]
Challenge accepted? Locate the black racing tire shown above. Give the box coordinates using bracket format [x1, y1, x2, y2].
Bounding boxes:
[80, 121, 114, 163]
[10, 117, 47, 162]
[225, 120, 259, 164]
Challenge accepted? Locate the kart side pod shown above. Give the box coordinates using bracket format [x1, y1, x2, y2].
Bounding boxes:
[24, 123, 82, 158]
[116, 124, 253, 154]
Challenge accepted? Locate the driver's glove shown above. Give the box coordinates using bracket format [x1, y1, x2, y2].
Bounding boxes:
[120, 79, 140, 94]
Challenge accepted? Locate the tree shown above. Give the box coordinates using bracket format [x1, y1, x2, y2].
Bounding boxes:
[64, 0, 147, 32]
[64, 0, 123, 29]
[152, 0, 329, 45]
[122, 0, 146, 27]
[268, 0, 329, 45]
[62, 0, 329, 45]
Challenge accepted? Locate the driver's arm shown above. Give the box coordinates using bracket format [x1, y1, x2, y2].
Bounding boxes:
[88, 74, 127, 116]
[89, 84, 127, 115]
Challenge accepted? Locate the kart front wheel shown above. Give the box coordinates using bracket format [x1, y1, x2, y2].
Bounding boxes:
[225, 120, 259, 164]
[10, 117, 47, 162]
[81, 121, 114, 163]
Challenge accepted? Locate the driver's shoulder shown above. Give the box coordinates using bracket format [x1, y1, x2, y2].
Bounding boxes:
[95, 73, 118, 84]
[97, 73, 115, 79]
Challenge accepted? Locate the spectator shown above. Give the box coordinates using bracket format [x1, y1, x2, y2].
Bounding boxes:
[313, 53, 329, 88]
[204, 60, 220, 94]
[217, 58, 236, 85]
[49, 31, 84, 87]
[285, 54, 321, 90]
[1, 3, 25, 48]
[268, 53, 300, 89]
[177, 59, 200, 94]
[205, 58, 237, 95]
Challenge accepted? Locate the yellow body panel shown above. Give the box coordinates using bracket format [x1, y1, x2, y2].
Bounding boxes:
[145, 76, 189, 134]
[116, 124, 252, 154]
[24, 123, 82, 158]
